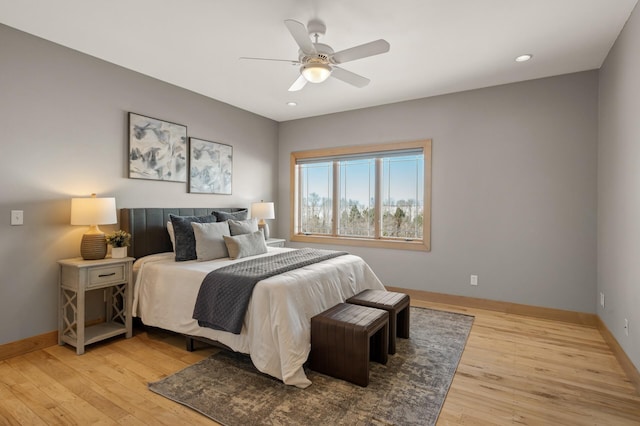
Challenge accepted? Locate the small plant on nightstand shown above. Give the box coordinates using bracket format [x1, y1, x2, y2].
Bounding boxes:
[106, 230, 131, 258]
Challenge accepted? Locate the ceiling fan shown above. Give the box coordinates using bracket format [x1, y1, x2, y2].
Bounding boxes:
[241, 19, 390, 92]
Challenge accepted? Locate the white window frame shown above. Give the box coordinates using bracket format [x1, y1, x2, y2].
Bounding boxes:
[290, 139, 432, 251]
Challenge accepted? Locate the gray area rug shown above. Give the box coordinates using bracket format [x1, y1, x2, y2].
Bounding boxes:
[149, 307, 474, 425]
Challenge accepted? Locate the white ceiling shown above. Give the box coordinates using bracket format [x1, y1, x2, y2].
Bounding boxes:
[0, 0, 637, 122]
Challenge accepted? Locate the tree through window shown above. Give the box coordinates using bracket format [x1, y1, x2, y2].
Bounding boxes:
[291, 140, 431, 251]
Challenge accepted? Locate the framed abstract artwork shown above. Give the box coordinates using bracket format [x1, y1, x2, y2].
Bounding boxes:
[189, 137, 233, 194]
[128, 112, 187, 182]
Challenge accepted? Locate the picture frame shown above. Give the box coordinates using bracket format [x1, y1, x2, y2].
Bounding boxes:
[128, 112, 187, 182]
[189, 137, 233, 194]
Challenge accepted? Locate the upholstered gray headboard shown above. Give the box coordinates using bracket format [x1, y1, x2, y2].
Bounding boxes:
[120, 207, 245, 259]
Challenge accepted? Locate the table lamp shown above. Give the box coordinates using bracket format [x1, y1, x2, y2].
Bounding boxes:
[251, 201, 275, 240]
[71, 194, 117, 260]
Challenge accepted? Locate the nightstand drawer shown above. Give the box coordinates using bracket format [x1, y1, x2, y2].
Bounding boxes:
[88, 264, 126, 288]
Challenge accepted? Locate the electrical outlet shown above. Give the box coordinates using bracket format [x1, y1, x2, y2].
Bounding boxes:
[600, 292, 605, 308]
[10, 210, 23, 226]
[470, 275, 478, 286]
[624, 319, 629, 336]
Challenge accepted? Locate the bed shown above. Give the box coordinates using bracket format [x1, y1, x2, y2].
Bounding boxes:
[121, 208, 387, 388]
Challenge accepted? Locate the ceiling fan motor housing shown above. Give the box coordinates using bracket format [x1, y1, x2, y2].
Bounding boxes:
[299, 43, 334, 65]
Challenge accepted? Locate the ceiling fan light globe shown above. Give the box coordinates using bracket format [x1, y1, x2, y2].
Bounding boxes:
[301, 63, 331, 83]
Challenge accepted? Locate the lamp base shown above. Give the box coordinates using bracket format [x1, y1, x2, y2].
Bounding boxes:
[258, 223, 270, 240]
[80, 233, 107, 260]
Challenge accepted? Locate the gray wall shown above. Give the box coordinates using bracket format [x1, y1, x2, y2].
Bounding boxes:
[0, 20, 609, 352]
[279, 71, 599, 314]
[0, 24, 279, 345]
[598, 6, 640, 369]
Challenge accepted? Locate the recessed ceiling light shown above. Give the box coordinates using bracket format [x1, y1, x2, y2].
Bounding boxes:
[515, 54, 533, 62]
[287, 101, 297, 107]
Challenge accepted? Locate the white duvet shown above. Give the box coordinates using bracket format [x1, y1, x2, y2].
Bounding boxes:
[132, 247, 386, 388]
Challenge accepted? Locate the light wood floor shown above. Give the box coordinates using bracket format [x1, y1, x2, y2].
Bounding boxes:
[1, 299, 639, 425]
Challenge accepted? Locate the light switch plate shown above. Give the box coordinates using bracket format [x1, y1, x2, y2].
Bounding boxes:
[11, 210, 24, 226]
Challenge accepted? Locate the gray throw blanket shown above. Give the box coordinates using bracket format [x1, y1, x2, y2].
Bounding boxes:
[193, 248, 348, 334]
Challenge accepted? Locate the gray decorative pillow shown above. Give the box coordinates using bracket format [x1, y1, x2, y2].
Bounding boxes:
[223, 231, 268, 260]
[228, 218, 259, 236]
[212, 209, 248, 221]
[169, 214, 217, 261]
[191, 221, 231, 261]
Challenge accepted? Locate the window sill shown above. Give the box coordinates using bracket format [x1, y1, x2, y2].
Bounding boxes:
[290, 234, 430, 252]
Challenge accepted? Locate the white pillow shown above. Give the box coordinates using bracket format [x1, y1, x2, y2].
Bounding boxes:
[223, 231, 268, 260]
[191, 221, 231, 261]
[167, 221, 175, 251]
[228, 217, 259, 236]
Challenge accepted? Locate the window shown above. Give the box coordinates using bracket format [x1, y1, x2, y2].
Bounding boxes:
[291, 140, 431, 251]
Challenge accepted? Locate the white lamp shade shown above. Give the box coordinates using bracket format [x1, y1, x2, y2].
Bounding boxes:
[70, 196, 117, 226]
[301, 64, 331, 83]
[251, 202, 275, 220]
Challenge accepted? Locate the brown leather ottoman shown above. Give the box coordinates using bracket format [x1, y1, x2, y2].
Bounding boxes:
[346, 289, 410, 354]
[310, 303, 389, 387]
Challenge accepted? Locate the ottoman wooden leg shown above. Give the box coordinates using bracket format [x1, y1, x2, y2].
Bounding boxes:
[397, 305, 410, 339]
[353, 331, 370, 387]
[388, 312, 398, 355]
[370, 321, 389, 365]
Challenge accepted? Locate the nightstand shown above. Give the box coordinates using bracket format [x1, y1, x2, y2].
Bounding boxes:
[57, 257, 134, 354]
[265, 238, 286, 248]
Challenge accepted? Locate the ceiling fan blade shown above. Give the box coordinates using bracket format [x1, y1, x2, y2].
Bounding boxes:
[284, 19, 316, 56]
[331, 67, 370, 88]
[332, 39, 390, 64]
[288, 74, 308, 92]
[239, 57, 300, 65]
